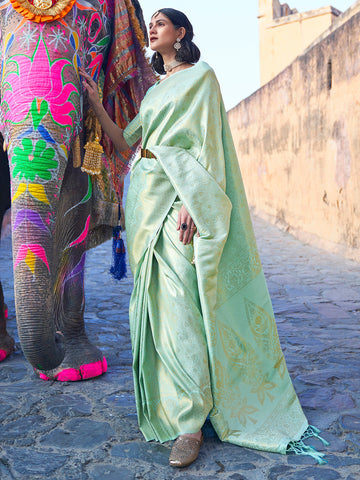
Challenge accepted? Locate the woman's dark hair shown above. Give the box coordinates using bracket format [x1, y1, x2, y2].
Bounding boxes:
[150, 8, 201, 75]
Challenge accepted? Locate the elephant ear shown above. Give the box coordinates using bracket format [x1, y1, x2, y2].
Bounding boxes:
[102, 0, 156, 203]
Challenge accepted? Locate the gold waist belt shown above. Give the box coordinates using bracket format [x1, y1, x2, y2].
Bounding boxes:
[141, 148, 156, 159]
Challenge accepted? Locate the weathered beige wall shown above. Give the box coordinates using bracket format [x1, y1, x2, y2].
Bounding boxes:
[229, 6, 360, 260]
[259, 0, 340, 85]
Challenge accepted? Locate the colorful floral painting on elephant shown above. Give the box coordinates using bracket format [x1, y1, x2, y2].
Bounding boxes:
[0, 0, 155, 379]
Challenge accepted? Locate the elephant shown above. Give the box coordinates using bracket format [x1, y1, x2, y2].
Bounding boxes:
[0, 0, 155, 379]
[0, 144, 14, 362]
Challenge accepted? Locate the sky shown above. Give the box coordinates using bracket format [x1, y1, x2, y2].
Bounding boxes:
[139, 0, 356, 110]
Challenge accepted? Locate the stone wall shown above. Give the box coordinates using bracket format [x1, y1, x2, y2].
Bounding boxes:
[258, 0, 340, 86]
[229, 6, 360, 260]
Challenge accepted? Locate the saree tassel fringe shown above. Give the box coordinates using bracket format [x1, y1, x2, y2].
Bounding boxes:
[110, 224, 127, 280]
[286, 425, 329, 464]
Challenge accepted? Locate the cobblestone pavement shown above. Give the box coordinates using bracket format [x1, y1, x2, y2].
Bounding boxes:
[0, 214, 360, 480]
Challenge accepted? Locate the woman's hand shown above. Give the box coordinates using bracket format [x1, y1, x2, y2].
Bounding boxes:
[177, 205, 197, 245]
[78, 67, 129, 152]
[79, 67, 102, 113]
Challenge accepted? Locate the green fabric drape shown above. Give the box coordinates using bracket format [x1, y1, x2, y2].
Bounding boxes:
[124, 61, 308, 454]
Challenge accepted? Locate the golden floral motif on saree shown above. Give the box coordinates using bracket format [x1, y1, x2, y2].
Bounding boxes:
[212, 359, 259, 427]
[10, 0, 76, 22]
[250, 380, 277, 405]
[218, 320, 261, 381]
[245, 298, 286, 379]
[216, 238, 262, 308]
[217, 319, 279, 405]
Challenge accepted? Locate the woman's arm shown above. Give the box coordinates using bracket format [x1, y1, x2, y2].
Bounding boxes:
[79, 68, 130, 152]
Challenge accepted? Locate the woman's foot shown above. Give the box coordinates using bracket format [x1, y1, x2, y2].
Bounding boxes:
[169, 431, 203, 468]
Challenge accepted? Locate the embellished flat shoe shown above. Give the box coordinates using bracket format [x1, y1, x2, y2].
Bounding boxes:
[169, 433, 203, 468]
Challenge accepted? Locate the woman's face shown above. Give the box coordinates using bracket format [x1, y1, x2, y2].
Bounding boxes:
[149, 12, 183, 55]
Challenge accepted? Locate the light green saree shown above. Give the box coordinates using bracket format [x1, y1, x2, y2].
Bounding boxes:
[123, 61, 314, 456]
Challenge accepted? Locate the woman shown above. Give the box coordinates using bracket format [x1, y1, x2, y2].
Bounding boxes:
[80, 8, 326, 468]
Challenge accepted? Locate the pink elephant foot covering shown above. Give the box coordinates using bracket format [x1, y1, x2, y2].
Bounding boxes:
[0, 350, 10, 361]
[37, 357, 108, 381]
[0, 309, 12, 361]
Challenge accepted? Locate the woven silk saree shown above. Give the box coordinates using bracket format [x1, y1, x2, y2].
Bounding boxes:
[123, 62, 309, 454]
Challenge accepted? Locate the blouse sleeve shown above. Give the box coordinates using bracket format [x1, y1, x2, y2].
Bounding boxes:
[123, 114, 142, 147]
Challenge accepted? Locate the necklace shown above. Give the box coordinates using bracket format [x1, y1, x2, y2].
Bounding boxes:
[163, 60, 186, 73]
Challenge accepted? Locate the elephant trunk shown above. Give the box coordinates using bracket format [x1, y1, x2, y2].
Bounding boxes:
[9, 136, 68, 371]
[14, 267, 66, 371]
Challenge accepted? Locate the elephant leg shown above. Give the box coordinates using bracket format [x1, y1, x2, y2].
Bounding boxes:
[35, 161, 107, 381]
[0, 148, 13, 362]
[0, 281, 15, 362]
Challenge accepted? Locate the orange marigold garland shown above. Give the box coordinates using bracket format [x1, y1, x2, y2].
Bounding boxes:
[9, 0, 76, 23]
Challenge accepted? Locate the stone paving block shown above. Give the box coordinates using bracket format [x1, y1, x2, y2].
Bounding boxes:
[229, 462, 257, 470]
[321, 288, 360, 302]
[279, 466, 341, 480]
[106, 392, 137, 408]
[228, 474, 248, 480]
[296, 369, 346, 387]
[205, 441, 268, 465]
[325, 454, 360, 468]
[87, 464, 135, 480]
[267, 465, 294, 480]
[332, 301, 360, 313]
[3, 447, 68, 476]
[170, 475, 219, 480]
[0, 415, 52, 442]
[0, 404, 13, 422]
[0, 459, 13, 480]
[309, 302, 352, 319]
[340, 415, 360, 432]
[273, 303, 310, 315]
[0, 363, 29, 382]
[314, 432, 347, 453]
[111, 441, 170, 466]
[299, 387, 356, 412]
[287, 453, 318, 466]
[285, 286, 320, 297]
[345, 433, 360, 454]
[40, 418, 115, 449]
[42, 393, 92, 417]
[41, 466, 85, 480]
[285, 337, 326, 349]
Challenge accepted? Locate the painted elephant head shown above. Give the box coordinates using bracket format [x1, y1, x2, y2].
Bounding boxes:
[0, 0, 154, 379]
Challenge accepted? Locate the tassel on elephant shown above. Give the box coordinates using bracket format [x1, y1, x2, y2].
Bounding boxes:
[0, 0, 155, 380]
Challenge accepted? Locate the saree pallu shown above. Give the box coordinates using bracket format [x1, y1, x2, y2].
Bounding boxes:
[124, 62, 309, 454]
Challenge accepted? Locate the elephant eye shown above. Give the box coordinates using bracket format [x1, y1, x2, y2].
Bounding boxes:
[88, 16, 102, 42]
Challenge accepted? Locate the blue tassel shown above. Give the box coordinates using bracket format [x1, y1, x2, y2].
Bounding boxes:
[110, 224, 127, 280]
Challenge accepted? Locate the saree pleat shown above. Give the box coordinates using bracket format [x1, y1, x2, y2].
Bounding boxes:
[124, 61, 309, 454]
[129, 197, 213, 442]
